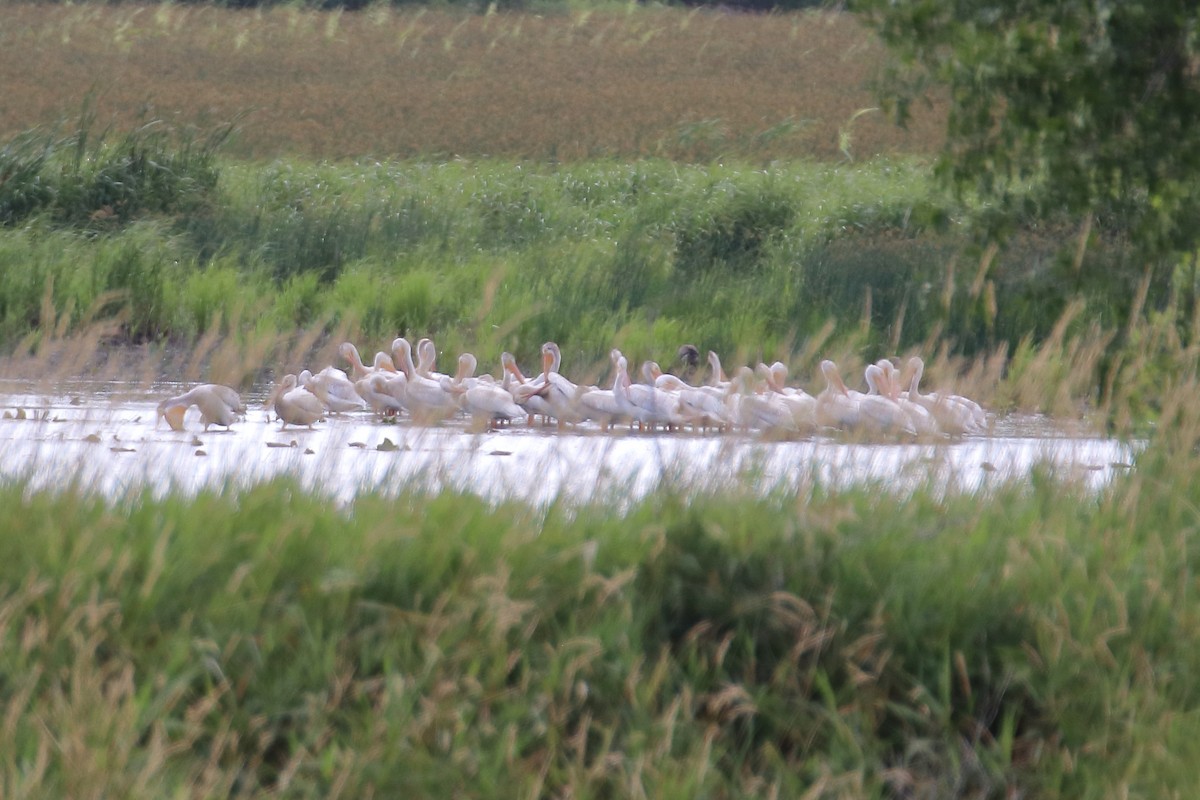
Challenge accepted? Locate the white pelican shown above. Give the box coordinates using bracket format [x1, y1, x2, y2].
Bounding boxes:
[655, 372, 731, 430]
[763, 362, 817, 432]
[157, 384, 245, 432]
[903, 356, 987, 435]
[612, 356, 657, 430]
[356, 372, 407, 417]
[815, 360, 864, 431]
[273, 374, 325, 429]
[391, 337, 417, 377]
[611, 355, 678, 431]
[537, 342, 584, 426]
[416, 338, 452, 382]
[339, 342, 372, 380]
[860, 364, 917, 435]
[728, 366, 799, 433]
[393, 338, 459, 424]
[299, 367, 366, 413]
[576, 349, 627, 430]
[501, 351, 554, 424]
[707, 350, 734, 393]
[875, 359, 939, 435]
[443, 353, 527, 428]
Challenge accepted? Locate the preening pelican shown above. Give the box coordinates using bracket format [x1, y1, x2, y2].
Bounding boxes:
[537, 342, 584, 426]
[157, 384, 245, 432]
[815, 360, 863, 430]
[274, 374, 325, 429]
[903, 357, 987, 435]
[398, 340, 460, 424]
[729, 366, 799, 433]
[763, 362, 817, 432]
[299, 367, 366, 413]
[501, 351, 554, 424]
[859, 364, 917, 435]
[655, 372, 731, 430]
[446, 353, 528, 428]
[707, 350, 733, 393]
[875, 359, 938, 435]
[356, 372, 407, 416]
[576, 349, 627, 430]
[339, 342, 372, 381]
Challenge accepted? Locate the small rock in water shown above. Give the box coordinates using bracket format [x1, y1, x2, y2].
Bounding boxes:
[195, 449, 207, 457]
[376, 438, 399, 452]
[489, 450, 513, 456]
[84, 433, 102, 443]
[191, 437, 203, 447]
[70, 397, 82, 406]
[980, 462, 997, 472]
[304, 448, 315, 455]
[266, 441, 298, 449]
[110, 446, 136, 453]
[349, 441, 367, 449]
[15, 408, 26, 420]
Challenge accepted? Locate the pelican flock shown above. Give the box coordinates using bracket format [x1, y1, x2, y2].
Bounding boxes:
[160, 338, 990, 437]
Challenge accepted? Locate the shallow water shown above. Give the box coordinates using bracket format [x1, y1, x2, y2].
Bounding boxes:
[0, 381, 1139, 506]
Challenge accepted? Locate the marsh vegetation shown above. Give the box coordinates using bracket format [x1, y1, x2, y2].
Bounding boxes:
[2, 2, 1199, 796]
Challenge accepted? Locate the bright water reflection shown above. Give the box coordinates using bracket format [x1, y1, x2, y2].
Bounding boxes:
[0, 383, 1139, 506]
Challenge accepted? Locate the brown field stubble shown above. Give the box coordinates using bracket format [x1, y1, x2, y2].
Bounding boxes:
[0, 3, 944, 161]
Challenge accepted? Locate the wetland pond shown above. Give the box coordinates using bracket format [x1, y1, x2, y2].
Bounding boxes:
[0, 379, 1139, 506]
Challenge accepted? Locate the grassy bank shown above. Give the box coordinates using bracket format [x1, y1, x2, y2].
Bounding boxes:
[2, 435, 1199, 797]
[0, 146, 1174, 422]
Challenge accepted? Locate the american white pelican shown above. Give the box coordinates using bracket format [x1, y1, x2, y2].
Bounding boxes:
[394, 339, 459, 424]
[299, 367, 366, 413]
[501, 351, 554, 424]
[356, 372, 407, 417]
[157, 384, 245, 432]
[443, 353, 527, 428]
[612, 356, 656, 429]
[576, 349, 628, 430]
[610, 355, 678, 431]
[903, 356, 987, 435]
[763, 362, 817, 432]
[391, 337, 417, 377]
[728, 366, 799, 433]
[339, 342, 372, 380]
[815, 360, 864, 430]
[537, 342, 584, 426]
[707, 350, 734, 393]
[655, 372, 731, 430]
[860, 364, 917, 435]
[416, 338, 452, 382]
[875, 359, 939, 435]
[274, 374, 325, 429]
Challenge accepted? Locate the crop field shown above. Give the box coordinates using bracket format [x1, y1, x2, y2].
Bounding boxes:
[3, 2, 1199, 797]
[0, 3, 945, 162]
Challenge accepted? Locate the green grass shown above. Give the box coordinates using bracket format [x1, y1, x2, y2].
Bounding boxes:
[0, 145, 1165, 373]
[2, 436, 1200, 797]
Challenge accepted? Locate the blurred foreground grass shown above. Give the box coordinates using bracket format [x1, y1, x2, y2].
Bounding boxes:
[3, 433, 1200, 797]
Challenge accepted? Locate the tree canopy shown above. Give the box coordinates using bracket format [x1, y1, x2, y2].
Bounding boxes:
[856, 0, 1200, 262]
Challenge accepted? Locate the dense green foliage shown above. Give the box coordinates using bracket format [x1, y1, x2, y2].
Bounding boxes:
[2, 442, 1200, 796]
[0, 110, 231, 229]
[0, 118, 1167, 380]
[858, 0, 1200, 265]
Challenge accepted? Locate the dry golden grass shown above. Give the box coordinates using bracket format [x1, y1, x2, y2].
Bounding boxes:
[0, 3, 944, 161]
